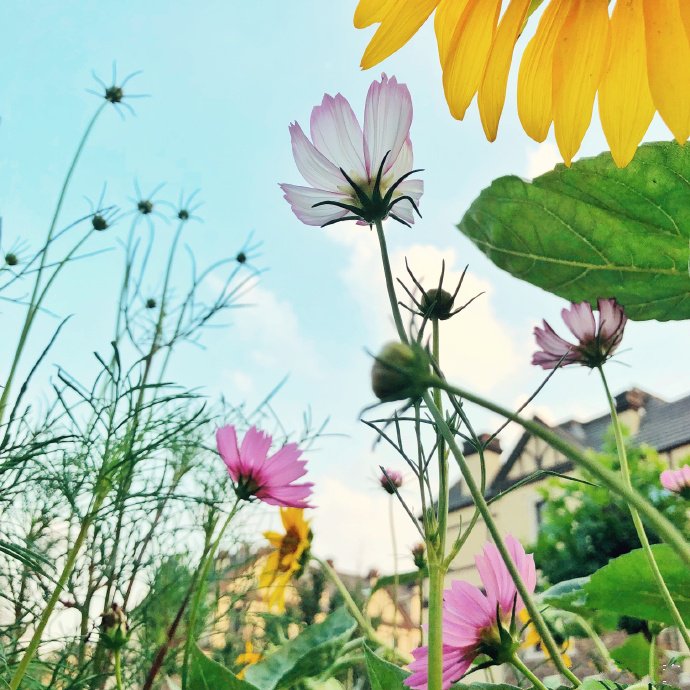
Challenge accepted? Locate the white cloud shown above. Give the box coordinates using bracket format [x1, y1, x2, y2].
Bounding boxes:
[525, 141, 561, 179]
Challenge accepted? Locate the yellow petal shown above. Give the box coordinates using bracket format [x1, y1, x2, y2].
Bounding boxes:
[599, 0, 654, 167]
[360, 0, 440, 69]
[517, 0, 571, 142]
[434, 0, 471, 65]
[643, 0, 690, 144]
[263, 530, 283, 548]
[354, 0, 395, 28]
[442, 0, 502, 120]
[552, 0, 610, 166]
[478, 0, 532, 140]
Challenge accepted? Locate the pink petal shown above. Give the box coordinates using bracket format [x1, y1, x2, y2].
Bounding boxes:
[363, 74, 413, 178]
[561, 302, 596, 343]
[310, 93, 367, 181]
[534, 321, 573, 355]
[240, 426, 272, 472]
[216, 425, 241, 481]
[405, 645, 472, 690]
[257, 483, 314, 508]
[661, 469, 680, 492]
[390, 178, 423, 225]
[289, 122, 345, 192]
[386, 136, 414, 183]
[279, 184, 351, 227]
[597, 298, 627, 344]
[681, 466, 690, 487]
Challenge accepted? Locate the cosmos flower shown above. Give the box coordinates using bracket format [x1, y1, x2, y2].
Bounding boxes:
[660, 466, 690, 498]
[354, 0, 690, 167]
[259, 508, 313, 612]
[216, 425, 314, 508]
[405, 536, 536, 690]
[532, 298, 627, 370]
[280, 74, 423, 228]
[235, 641, 262, 679]
[380, 468, 404, 494]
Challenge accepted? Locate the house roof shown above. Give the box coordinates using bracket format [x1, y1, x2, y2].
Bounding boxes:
[448, 388, 690, 512]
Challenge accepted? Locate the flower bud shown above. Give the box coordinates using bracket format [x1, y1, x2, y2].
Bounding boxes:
[412, 543, 426, 570]
[100, 603, 129, 651]
[145, 298, 157, 310]
[371, 342, 430, 403]
[137, 199, 154, 215]
[4, 253, 18, 266]
[421, 287, 455, 320]
[236, 251, 247, 264]
[380, 468, 403, 494]
[92, 214, 109, 231]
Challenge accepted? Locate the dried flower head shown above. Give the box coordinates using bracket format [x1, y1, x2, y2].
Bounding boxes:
[412, 543, 426, 570]
[100, 603, 130, 651]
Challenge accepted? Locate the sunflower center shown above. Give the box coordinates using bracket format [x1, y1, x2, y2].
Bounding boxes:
[277, 527, 302, 570]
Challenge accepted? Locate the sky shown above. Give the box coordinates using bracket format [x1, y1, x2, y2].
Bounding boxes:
[1, 2, 689, 576]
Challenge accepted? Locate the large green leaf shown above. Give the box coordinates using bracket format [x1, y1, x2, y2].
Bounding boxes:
[610, 633, 652, 679]
[189, 644, 259, 690]
[244, 608, 356, 690]
[458, 141, 690, 321]
[539, 577, 590, 614]
[364, 645, 410, 689]
[585, 545, 690, 625]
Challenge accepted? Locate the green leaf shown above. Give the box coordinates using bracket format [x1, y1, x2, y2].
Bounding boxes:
[452, 683, 523, 690]
[610, 633, 652, 679]
[585, 545, 690, 625]
[244, 608, 356, 690]
[575, 681, 626, 690]
[539, 577, 590, 614]
[373, 569, 426, 592]
[458, 141, 690, 321]
[364, 644, 410, 690]
[189, 644, 259, 690]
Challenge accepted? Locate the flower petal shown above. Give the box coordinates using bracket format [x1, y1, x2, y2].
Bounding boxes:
[360, 0, 439, 69]
[354, 0, 395, 28]
[599, 0, 655, 168]
[517, 0, 571, 142]
[390, 178, 423, 225]
[279, 184, 351, 227]
[289, 122, 345, 192]
[478, 0, 532, 141]
[597, 298, 627, 344]
[442, 0, 502, 121]
[552, 0, 610, 166]
[310, 93, 367, 181]
[434, 0, 471, 66]
[643, 0, 690, 144]
[561, 301, 596, 342]
[216, 425, 240, 480]
[240, 426, 272, 469]
[363, 74, 413, 177]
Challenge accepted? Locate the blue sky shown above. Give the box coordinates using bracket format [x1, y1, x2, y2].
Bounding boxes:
[2, 2, 689, 573]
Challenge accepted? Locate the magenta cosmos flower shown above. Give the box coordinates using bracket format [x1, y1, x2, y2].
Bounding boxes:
[380, 468, 403, 494]
[280, 74, 423, 228]
[406, 536, 536, 690]
[216, 425, 314, 508]
[532, 298, 627, 370]
[660, 466, 690, 498]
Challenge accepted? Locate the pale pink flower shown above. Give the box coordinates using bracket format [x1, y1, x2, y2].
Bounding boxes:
[405, 536, 536, 690]
[380, 468, 403, 494]
[660, 466, 690, 497]
[532, 298, 627, 370]
[280, 74, 423, 228]
[216, 425, 313, 508]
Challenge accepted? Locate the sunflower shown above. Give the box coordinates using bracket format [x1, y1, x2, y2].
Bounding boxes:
[259, 508, 312, 612]
[354, 0, 690, 167]
[235, 641, 262, 679]
[518, 608, 572, 667]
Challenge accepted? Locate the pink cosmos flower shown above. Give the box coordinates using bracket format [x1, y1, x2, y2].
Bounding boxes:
[405, 536, 536, 690]
[216, 425, 314, 508]
[380, 468, 403, 494]
[280, 74, 423, 228]
[660, 466, 690, 497]
[532, 298, 627, 370]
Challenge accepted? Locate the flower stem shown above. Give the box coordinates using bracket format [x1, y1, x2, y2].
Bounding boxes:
[649, 634, 659, 683]
[429, 378, 690, 570]
[571, 613, 613, 671]
[389, 496, 399, 650]
[511, 653, 550, 690]
[181, 500, 241, 690]
[114, 649, 124, 690]
[426, 560, 445, 690]
[598, 367, 690, 649]
[374, 220, 407, 344]
[422, 390, 581, 686]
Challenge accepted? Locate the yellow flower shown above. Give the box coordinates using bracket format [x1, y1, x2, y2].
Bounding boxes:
[235, 641, 262, 679]
[354, 0, 690, 167]
[259, 508, 312, 613]
[518, 609, 572, 667]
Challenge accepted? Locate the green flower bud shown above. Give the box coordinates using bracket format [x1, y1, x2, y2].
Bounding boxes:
[412, 543, 426, 570]
[371, 342, 430, 403]
[100, 603, 129, 651]
[421, 287, 455, 320]
[4, 253, 18, 266]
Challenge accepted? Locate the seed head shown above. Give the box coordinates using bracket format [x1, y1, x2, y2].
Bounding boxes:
[236, 251, 247, 264]
[412, 543, 426, 570]
[421, 287, 455, 320]
[145, 298, 157, 310]
[4, 253, 18, 266]
[137, 199, 154, 215]
[92, 214, 109, 231]
[105, 85, 124, 104]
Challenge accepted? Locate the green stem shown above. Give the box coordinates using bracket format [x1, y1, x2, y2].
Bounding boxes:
[114, 649, 124, 690]
[571, 613, 612, 671]
[422, 390, 580, 686]
[426, 561, 445, 690]
[374, 220, 407, 344]
[599, 368, 690, 649]
[432, 319, 448, 557]
[649, 634, 658, 683]
[511, 653, 550, 690]
[8, 493, 106, 690]
[181, 500, 241, 690]
[389, 496, 399, 650]
[0, 103, 106, 425]
[430, 378, 690, 570]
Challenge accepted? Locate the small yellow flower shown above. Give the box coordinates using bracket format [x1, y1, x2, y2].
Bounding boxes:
[354, 0, 690, 167]
[259, 508, 312, 612]
[235, 641, 262, 679]
[518, 609, 572, 667]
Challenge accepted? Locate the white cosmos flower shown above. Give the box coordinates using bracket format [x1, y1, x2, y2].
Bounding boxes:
[280, 74, 424, 228]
